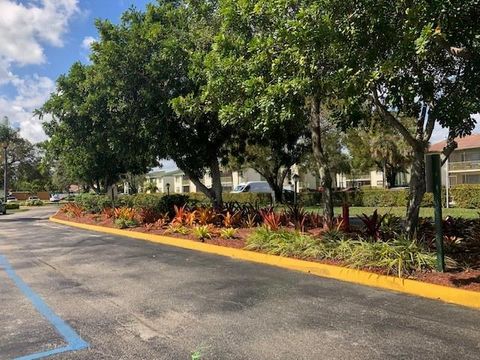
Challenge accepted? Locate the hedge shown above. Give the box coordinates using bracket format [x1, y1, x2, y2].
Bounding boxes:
[74, 192, 275, 214]
[75, 193, 189, 215]
[184, 192, 273, 205]
[450, 185, 480, 209]
[348, 189, 446, 207]
[6, 203, 20, 210]
[298, 188, 447, 208]
[74, 186, 457, 213]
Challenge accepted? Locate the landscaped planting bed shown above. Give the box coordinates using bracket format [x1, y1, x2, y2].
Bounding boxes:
[53, 195, 480, 292]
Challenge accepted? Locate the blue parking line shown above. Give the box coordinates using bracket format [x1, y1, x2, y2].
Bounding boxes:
[0, 254, 89, 359]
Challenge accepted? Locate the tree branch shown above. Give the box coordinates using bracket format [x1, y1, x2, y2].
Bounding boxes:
[371, 88, 418, 149]
[441, 133, 458, 166]
[424, 107, 435, 142]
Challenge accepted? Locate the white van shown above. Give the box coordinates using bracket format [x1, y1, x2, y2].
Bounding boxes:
[231, 181, 272, 194]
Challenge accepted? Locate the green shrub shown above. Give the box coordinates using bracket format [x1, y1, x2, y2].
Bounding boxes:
[114, 218, 138, 229]
[450, 184, 480, 208]
[185, 192, 209, 204]
[298, 192, 321, 206]
[25, 199, 44, 206]
[331, 237, 437, 277]
[75, 194, 111, 213]
[182, 192, 273, 206]
[5, 202, 20, 210]
[246, 227, 328, 259]
[348, 188, 445, 207]
[75, 193, 189, 215]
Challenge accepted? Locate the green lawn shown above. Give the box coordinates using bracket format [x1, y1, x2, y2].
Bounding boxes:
[299, 206, 480, 219]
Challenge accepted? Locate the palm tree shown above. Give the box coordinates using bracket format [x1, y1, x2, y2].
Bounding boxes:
[368, 131, 411, 188]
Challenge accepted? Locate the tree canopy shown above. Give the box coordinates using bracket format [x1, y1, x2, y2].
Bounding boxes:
[38, 0, 480, 234]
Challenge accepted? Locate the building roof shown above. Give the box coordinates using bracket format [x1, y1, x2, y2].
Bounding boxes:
[429, 133, 480, 153]
[145, 170, 165, 178]
[165, 169, 184, 176]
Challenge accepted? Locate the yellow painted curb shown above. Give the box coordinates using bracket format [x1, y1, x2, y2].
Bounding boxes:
[50, 216, 480, 309]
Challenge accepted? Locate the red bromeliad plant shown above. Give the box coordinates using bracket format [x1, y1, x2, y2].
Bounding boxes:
[307, 212, 324, 229]
[222, 210, 242, 228]
[357, 210, 386, 241]
[114, 207, 138, 221]
[243, 213, 258, 228]
[171, 204, 188, 225]
[284, 204, 308, 231]
[101, 207, 115, 219]
[259, 208, 282, 231]
[196, 207, 216, 225]
[61, 203, 84, 218]
[138, 208, 161, 224]
[145, 216, 168, 231]
[184, 210, 198, 227]
[323, 215, 345, 232]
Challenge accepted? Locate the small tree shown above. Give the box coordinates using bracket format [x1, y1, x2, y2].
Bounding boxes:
[335, 0, 480, 236]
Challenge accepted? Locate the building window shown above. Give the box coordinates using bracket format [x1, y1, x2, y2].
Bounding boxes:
[183, 185, 190, 193]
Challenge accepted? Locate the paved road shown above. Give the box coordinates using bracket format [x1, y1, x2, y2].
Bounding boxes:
[0, 207, 479, 360]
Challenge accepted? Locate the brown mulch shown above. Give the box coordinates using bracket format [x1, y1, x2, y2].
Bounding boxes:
[53, 212, 480, 292]
[414, 270, 480, 292]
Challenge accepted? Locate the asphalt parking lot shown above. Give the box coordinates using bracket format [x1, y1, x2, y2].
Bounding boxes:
[1, 207, 479, 359]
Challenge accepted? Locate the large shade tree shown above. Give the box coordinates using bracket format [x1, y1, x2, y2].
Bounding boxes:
[91, 0, 232, 206]
[39, 62, 155, 192]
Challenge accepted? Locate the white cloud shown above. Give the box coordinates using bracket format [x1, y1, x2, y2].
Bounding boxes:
[81, 36, 96, 50]
[0, 0, 79, 143]
[0, 75, 55, 143]
[0, 0, 79, 65]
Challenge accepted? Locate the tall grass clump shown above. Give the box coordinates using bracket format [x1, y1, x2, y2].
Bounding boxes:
[245, 228, 439, 277]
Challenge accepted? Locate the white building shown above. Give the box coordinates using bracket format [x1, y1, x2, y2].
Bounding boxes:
[430, 133, 480, 186]
[144, 170, 174, 193]
[144, 166, 319, 194]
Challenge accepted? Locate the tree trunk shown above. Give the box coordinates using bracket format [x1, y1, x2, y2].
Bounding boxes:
[321, 169, 334, 222]
[385, 167, 397, 189]
[309, 96, 334, 223]
[94, 179, 101, 194]
[406, 149, 426, 238]
[209, 159, 223, 208]
[264, 176, 284, 204]
[371, 89, 429, 239]
[181, 161, 223, 208]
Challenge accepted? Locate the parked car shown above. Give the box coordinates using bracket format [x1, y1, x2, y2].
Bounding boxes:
[0, 200, 6, 215]
[50, 194, 61, 202]
[27, 195, 40, 201]
[231, 181, 273, 194]
[6, 195, 17, 202]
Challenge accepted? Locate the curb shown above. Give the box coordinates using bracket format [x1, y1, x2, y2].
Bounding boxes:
[50, 217, 480, 309]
